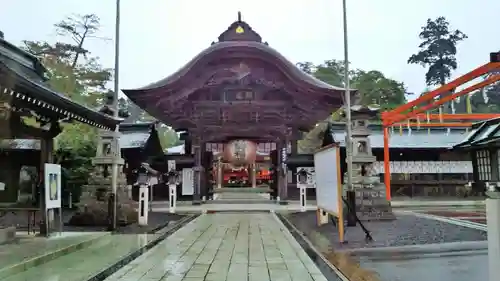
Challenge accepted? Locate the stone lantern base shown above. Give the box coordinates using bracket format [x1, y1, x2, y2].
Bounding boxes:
[68, 170, 137, 227]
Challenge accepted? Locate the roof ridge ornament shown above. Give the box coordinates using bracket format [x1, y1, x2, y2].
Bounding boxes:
[217, 12, 262, 43]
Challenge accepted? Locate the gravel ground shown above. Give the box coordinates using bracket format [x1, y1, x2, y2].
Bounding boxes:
[286, 211, 487, 251]
[0, 209, 185, 234]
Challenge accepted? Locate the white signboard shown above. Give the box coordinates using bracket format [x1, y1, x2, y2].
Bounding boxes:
[182, 168, 194, 195]
[44, 163, 62, 210]
[314, 146, 342, 216]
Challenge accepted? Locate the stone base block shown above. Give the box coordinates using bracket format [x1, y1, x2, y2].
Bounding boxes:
[68, 201, 137, 227]
[0, 226, 16, 244]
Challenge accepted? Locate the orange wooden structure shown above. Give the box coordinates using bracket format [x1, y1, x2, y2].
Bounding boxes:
[380, 52, 500, 200]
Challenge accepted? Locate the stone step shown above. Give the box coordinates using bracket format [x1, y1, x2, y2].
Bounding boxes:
[207, 199, 273, 205]
[213, 187, 272, 193]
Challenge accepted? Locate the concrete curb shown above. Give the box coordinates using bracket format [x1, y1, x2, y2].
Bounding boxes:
[0, 232, 111, 279]
[398, 210, 487, 231]
[86, 214, 199, 281]
[275, 213, 351, 281]
[391, 200, 485, 208]
[344, 240, 488, 256]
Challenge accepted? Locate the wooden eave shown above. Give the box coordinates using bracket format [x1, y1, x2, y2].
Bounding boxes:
[0, 62, 122, 130]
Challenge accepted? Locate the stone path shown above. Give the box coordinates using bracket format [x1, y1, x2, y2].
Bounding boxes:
[1, 232, 160, 281]
[0, 232, 106, 275]
[154, 202, 317, 212]
[106, 213, 330, 281]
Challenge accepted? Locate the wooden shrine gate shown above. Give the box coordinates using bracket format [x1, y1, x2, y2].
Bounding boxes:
[123, 13, 349, 204]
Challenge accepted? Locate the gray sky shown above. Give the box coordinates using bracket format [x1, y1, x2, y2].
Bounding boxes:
[2, 0, 499, 99]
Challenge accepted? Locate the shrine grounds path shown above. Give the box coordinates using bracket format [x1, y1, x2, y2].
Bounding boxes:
[105, 213, 332, 281]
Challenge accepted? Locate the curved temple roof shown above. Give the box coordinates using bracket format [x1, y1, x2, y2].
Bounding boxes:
[122, 13, 354, 137]
[123, 14, 353, 101]
[130, 41, 346, 94]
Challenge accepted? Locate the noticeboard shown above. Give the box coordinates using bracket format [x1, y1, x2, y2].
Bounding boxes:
[44, 163, 62, 210]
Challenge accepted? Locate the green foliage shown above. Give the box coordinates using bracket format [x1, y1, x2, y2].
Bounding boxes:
[409, 17, 500, 114]
[408, 17, 467, 86]
[296, 60, 408, 111]
[158, 125, 182, 149]
[351, 70, 407, 111]
[21, 14, 112, 184]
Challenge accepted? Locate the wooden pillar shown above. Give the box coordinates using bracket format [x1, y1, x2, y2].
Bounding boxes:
[217, 158, 223, 189]
[277, 141, 288, 204]
[192, 141, 202, 205]
[290, 139, 298, 185]
[39, 136, 54, 236]
[185, 138, 192, 155]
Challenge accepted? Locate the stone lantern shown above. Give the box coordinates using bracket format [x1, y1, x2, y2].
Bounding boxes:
[346, 105, 395, 221]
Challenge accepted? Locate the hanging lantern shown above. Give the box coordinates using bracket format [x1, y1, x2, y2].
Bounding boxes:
[223, 139, 257, 165]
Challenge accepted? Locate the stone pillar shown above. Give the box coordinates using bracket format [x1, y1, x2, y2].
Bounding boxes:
[277, 141, 288, 204]
[251, 163, 257, 188]
[486, 192, 500, 281]
[192, 142, 202, 205]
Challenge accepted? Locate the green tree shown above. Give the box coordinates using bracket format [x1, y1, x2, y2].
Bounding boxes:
[23, 14, 112, 104]
[296, 60, 408, 152]
[22, 14, 114, 190]
[158, 125, 182, 149]
[296, 62, 315, 74]
[351, 70, 407, 110]
[408, 17, 467, 86]
[297, 60, 407, 110]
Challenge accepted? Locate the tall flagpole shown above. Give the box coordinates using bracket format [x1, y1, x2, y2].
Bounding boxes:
[342, 0, 356, 226]
[110, 0, 121, 231]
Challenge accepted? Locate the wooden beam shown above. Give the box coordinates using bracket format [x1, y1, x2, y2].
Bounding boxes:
[387, 62, 500, 116]
[392, 122, 472, 128]
[384, 74, 500, 126]
[389, 113, 500, 121]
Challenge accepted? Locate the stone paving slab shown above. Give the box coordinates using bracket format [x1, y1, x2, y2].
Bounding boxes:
[0, 232, 107, 277]
[154, 202, 317, 213]
[105, 213, 331, 281]
[1, 233, 161, 281]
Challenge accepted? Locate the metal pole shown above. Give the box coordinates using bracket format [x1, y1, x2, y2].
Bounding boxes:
[109, 0, 121, 231]
[342, 0, 356, 227]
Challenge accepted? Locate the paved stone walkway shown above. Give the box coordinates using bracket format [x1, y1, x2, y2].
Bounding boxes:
[106, 213, 329, 281]
[0, 232, 106, 275]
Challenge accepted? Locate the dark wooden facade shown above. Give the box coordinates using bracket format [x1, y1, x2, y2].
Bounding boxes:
[454, 117, 500, 194]
[118, 122, 165, 200]
[123, 14, 349, 204]
[0, 33, 121, 204]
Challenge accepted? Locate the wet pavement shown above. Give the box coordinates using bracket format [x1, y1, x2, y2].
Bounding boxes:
[356, 247, 488, 281]
[1, 232, 161, 281]
[418, 207, 487, 225]
[287, 211, 487, 250]
[0, 232, 107, 277]
[287, 210, 488, 281]
[106, 213, 331, 281]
